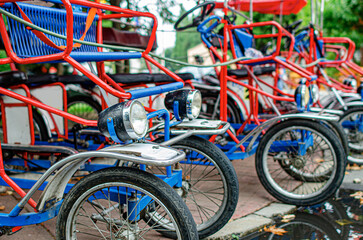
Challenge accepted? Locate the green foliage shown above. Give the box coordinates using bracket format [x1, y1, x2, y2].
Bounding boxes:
[164, 29, 201, 71]
[234, 0, 362, 63]
[323, 0, 363, 47]
[0, 51, 10, 72]
[110, 0, 185, 24]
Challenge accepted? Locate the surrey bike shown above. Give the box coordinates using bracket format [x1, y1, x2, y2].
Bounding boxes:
[0, 0, 238, 238]
[0, 100, 199, 239]
[185, 0, 349, 156]
[11, 71, 238, 239]
[280, 0, 363, 165]
[173, 1, 347, 206]
[208, 0, 361, 166]
[285, 23, 363, 165]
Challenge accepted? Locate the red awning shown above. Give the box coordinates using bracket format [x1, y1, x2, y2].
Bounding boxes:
[215, 0, 307, 15]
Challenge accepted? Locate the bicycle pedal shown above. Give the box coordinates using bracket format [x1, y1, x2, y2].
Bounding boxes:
[8, 226, 22, 235]
[0, 226, 22, 236]
[215, 136, 228, 146]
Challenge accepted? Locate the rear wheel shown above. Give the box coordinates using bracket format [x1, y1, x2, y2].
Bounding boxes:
[199, 91, 243, 123]
[56, 167, 198, 240]
[67, 94, 101, 129]
[321, 120, 349, 157]
[32, 108, 50, 141]
[256, 119, 345, 205]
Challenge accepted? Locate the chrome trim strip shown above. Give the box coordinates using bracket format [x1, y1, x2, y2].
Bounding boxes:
[346, 101, 363, 107]
[170, 121, 230, 135]
[310, 107, 344, 116]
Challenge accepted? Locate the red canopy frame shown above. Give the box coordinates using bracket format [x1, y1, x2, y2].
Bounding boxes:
[215, 0, 307, 15]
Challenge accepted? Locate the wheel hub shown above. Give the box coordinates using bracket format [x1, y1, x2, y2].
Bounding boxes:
[181, 179, 192, 198]
[292, 156, 306, 169]
[108, 220, 138, 240]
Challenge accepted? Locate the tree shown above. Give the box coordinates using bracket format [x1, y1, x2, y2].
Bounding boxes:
[164, 29, 201, 71]
[323, 0, 363, 63]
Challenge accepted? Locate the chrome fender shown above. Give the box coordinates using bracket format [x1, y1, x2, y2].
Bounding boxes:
[18, 143, 185, 212]
[240, 112, 339, 152]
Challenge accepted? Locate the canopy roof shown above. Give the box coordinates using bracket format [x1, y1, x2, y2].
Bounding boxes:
[215, 0, 307, 15]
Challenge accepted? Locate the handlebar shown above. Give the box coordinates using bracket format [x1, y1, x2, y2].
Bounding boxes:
[128, 82, 184, 100]
[197, 15, 221, 33]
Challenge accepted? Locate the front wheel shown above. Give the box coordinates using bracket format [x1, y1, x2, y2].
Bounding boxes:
[56, 167, 198, 240]
[256, 119, 346, 206]
[154, 136, 239, 239]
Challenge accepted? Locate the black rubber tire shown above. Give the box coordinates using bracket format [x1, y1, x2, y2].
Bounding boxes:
[67, 94, 102, 128]
[256, 119, 346, 206]
[67, 94, 102, 113]
[339, 106, 363, 165]
[199, 91, 243, 123]
[154, 136, 239, 239]
[56, 167, 198, 240]
[321, 120, 349, 158]
[319, 200, 350, 239]
[32, 108, 50, 141]
[273, 212, 341, 239]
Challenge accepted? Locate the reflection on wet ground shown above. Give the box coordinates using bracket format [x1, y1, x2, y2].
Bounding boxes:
[239, 189, 363, 240]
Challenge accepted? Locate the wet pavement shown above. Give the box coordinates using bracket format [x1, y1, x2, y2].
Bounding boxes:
[207, 163, 363, 240]
[1, 158, 363, 239]
[228, 189, 363, 240]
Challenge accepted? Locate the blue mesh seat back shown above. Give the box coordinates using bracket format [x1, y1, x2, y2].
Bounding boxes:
[232, 29, 253, 58]
[4, 3, 98, 58]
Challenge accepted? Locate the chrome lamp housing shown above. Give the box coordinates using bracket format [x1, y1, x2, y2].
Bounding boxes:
[164, 89, 202, 120]
[98, 100, 148, 142]
[309, 84, 319, 104]
[294, 84, 310, 109]
[343, 77, 357, 88]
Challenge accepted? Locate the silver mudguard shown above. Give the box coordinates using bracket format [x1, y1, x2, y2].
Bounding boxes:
[340, 92, 360, 99]
[310, 107, 344, 116]
[17, 143, 185, 212]
[346, 101, 363, 108]
[238, 112, 339, 152]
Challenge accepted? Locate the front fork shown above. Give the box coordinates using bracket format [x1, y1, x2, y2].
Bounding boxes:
[298, 130, 314, 156]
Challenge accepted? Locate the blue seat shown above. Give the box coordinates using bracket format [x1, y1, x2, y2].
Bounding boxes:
[231, 29, 286, 66]
[2, 2, 141, 62]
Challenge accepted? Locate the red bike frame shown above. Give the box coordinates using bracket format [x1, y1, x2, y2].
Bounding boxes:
[0, 0, 184, 141]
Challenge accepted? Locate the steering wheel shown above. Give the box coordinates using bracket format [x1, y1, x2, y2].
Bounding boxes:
[295, 25, 311, 35]
[285, 19, 303, 33]
[174, 2, 215, 31]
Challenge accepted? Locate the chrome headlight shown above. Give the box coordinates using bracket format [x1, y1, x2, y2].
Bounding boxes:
[309, 84, 319, 104]
[358, 84, 363, 95]
[343, 77, 357, 88]
[294, 85, 310, 108]
[98, 100, 148, 142]
[164, 89, 202, 120]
